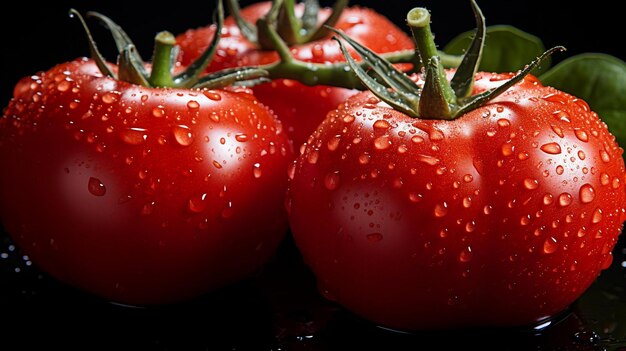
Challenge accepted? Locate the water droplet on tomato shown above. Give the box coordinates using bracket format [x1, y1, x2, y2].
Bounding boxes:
[307, 150, 319, 164]
[459, 247, 473, 262]
[119, 127, 148, 145]
[324, 172, 340, 190]
[592, 208, 603, 224]
[520, 215, 531, 226]
[203, 90, 222, 101]
[523, 178, 539, 190]
[187, 193, 208, 213]
[600, 150, 611, 163]
[327, 135, 341, 151]
[578, 150, 586, 160]
[212, 160, 223, 169]
[235, 133, 248, 142]
[311, 44, 324, 59]
[187, 100, 200, 110]
[221, 202, 234, 219]
[411, 135, 424, 144]
[416, 154, 439, 166]
[172, 125, 194, 146]
[409, 192, 423, 203]
[88, 177, 106, 196]
[613, 177, 621, 189]
[543, 237, 558, 254]
[556, 165, 564, 175]
[552, 110, 571, 123]
[465, 221, 476, 233]
[152, 107, 164, 118]
[600, 173, 610, 186]
[541, 142, 562, 155]
[543, 194, 554, 205]
[574, 129, 589, 142]
[253, 163, 262, 179]
[501, 143, 514, 156]
[543, 93, 568, 104]
[550, 125, 564, 138]
[373, 119, 391, 130]
[366, 233, 383, 242]
[434, 202, 448, 217]
[374, 135, 391, 150]
[558, 193, 573, 207]
[141, 201, 156, 215]
[102, 92, 118, 104]
[579, 184, 595, 203]
[462, 196, 472, 208]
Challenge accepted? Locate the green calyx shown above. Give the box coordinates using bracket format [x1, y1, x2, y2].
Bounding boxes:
[332, 0, 564, 120]
[227, 0, 348, 49]
[69, 0, 268, 89]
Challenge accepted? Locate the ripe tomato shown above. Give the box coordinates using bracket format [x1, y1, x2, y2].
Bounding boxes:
[0, 58, 293, 305]
[176, 1, 414, 148]
[286, 71, 626, 330]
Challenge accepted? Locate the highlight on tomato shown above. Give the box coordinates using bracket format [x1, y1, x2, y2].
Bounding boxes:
[0, 1, 293, 305]
[286, 1, 626, 330]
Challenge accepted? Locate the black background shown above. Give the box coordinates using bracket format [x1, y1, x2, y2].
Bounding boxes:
[1, 0, 624, 107]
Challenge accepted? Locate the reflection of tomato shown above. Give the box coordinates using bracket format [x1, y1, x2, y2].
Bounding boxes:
[287, 71, 626, 330]
[176, 1, 414, 148]
[0, 58, 292, 305]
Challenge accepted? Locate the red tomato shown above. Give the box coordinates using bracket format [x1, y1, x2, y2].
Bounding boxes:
[0, 58, 293, 305]
[176, 1, 414, 148]
[286, 71, 626, 330]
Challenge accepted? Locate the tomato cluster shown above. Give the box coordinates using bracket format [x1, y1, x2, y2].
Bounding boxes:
[1, 0, 625, 332]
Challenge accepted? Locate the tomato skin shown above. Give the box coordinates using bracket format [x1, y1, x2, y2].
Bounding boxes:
[0, 58, 293, 305]
[286, 72, 626, 330]
[176, 1, 414, 148]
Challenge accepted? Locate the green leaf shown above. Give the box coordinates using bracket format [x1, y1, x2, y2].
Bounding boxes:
[540, 53, 626, 151]
[444, 25, 549, 76]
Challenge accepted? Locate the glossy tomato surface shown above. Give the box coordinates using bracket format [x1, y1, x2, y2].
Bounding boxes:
[176, 1, 414, 148]
[0, 58, 293, 305]
[287, 72, 626, 330]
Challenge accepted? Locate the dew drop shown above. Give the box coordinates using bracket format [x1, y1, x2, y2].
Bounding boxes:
[307, 150, 319, 164]
[57, 80, 71, 92]
[409, 192, 423, 203]
[373, 120, 391, 130]
[187, 193, 208, 213]
[172, 125, 194, 146]
[212, 160, 223, 169]
[543, 237, 558, 254]
[459, 247, 473, 262]
[558, 193, 573, 207]
[366, 233, 383, 242]
[434, 202, 448, 217]
[234, 133, 248, 143]
[119, 127, 148, 145]
[253, 163, 262, 179]
[523, 178, 539, 190]
[187, 100, 200, 109]
[552, 110, 571, 123]
[543, 194, 554, 205]
[578, 150, 586, 160]
[556, 165, 564, 175]
[324, 172, 340, 190]
[221, 203, 234, 218]
[327, 135, 341, 151]
[411, 135, 424, 144]
[497, 119, 510, 128]
[102, 92, 118, 104]
[374, 135, 391, 150]
[540, 142, 562, 155]
[463, 174, 473, 183]
[462, 196, 472, 208]
[613, 177, 621, 189]
[465, 221, 476, 233]
[501, 143, 514, 156]
[416, 154, 440, 166]
[429, 129, 444, 141]
[592, 208, 603, 224]
[483, 205, 492, 215]
[600, 173, 610, 186]
[141, 201, 156, 215]
[600, 150, 611, 163]
[203, 90, 222, 101]
[579, 184, 595, 204]
[543, 94, 568, 104]
[88, 177, 106, 196]
[152, 106, 165, 118]
[574, 129, 589, 142]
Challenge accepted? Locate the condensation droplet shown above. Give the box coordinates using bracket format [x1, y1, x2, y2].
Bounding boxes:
[540, 142, 562, 155]
[324, 172, 340, 190]
[327, 135, 341, 151]
[600, 150, 611, 163]
[187, 193, 208, 213]
[578, 150, 586, 160]
[543, 237, 558, 254]
[373, 120, 391, 130]
[152, 106, 165, 118]
[592, 208, 603, 224]
[101, 92, 118, 104]
[235, 133, 248, 142]
[417, 154, 440, 166]
[501, 143, 514, 156]
[119, 127, 148, 145]
[187, 100, 200, 109]
[574, 129, 589, 142]
[601, 173, 610, 186]
[558, 193, 573, 207]
[434, 202, 448, 217]
[579, 184, 595, 204]
[543, 194, 554, 205]
[203, 90, 222, 101]
[172, 125, 194, 146]
[556, 165, 564, 175]
[142, 201, 156, 215]
[462, 196, 472, 208]
[88, 177, 106, 196]
[550, 125, 564, 138]
[465, 221, 476, 233]
[253, 163, 262, 179]
[459, 247, 473, 262]
[523, 178, 539, 190]
[374, 135, 391, 150]
[409, 192, 423, 203]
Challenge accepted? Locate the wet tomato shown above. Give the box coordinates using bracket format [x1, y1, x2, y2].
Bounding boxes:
[287, 71, 626, 330]
[176, 1, 414, 148]
[0, 58, 292, 305]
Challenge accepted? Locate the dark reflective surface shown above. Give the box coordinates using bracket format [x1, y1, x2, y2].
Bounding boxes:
[1, 225, 626, 351]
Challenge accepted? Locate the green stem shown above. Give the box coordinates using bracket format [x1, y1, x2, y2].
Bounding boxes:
[407, 8, 456, 105]
[149, 31, 176, 87]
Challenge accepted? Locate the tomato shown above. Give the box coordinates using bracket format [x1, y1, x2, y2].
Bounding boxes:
[176, 1, 414, 148]
[286, 70, 626, 330]
[0, 58, 293, 305]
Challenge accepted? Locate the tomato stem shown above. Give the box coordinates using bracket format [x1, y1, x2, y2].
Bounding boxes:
[148, 32, 177, 87]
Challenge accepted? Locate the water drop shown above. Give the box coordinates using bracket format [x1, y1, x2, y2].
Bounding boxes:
[187, 193, 208, 213]
[465, 221, 476, 233]
[429, 129, 444, 141]
[253, 163, 262, 179]
[552, 110, 571, 123]
[119, 127, 148, 145]
[374, 135, 391, 150]
[203, 90, 222, 101]
[613, 177, 621, 189]
[497, 119, 510, 128]
[307, 150, 319, 164]
[235, 133, 248, 142]
[459, 247, 473, 262]
[501, 143, 514, 156]
[221, 202, 234, 218]
[187, 100, 200, 109]
[141, 201, 156, 215]
[88, 177, 106, 196]
[558, 193, 573, 207]
[102, 92, 118, 104]
[416, 154, 440, 166]
[579, 184, 595, 204]
[592, 208, 603, 224]
[600, 173, 610, 186]
[212, 160, 223, 169]
[556, 165, 564, 175]
[434, 202, 448, 217]
[543, 194, 554, 205]
[172, 125, 194, 146]
[574, 129, 589, 142]
[483, 205, 492, 215]
[366, 233, 383, 242]
[600, 150, 611, 163]
[152, 106, 165, 118]
[324, 172, 340, 190]
[311, 44, 324, 58]
[411, 135, 424, 144]
[373, 119, 391, 130]
[540, 142, 562, 155]
[543, 93, 568, 104]
[463, 174, 473, 183]
[523, 178, 539, 190]
[409, 193, 423, 203]
[327, 135, 341, 151]
[543, 237, 558, 254]
[462, 196, 472, 208]
[578, 150, 586, 160]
